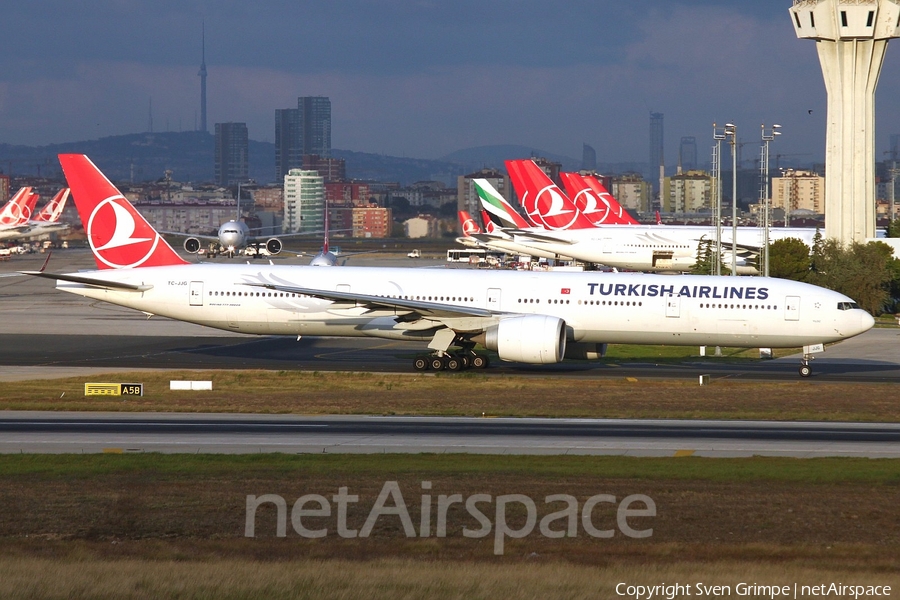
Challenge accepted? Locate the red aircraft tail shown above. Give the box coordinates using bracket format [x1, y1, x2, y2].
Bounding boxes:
[32, 188, 70, 223]
[581, 175, 639, 225]
[458, 210, 482, 236]
[0, 187, 37, 226]
[505, 159, 597, 230]
[58, 154, 188, 270]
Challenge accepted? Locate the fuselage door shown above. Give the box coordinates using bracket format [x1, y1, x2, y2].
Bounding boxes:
[602, 237, 614, 254]
[487, 288, 501, 311]
[785, 296, 800, 321]
[189, 281, 204, 306]
[665, 295, 681, 318]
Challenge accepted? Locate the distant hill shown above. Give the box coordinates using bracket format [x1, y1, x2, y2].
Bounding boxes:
[439, 144, 581, 172]
[0, 132, 477, 186]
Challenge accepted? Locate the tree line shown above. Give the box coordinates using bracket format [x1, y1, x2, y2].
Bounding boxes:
[692, 219, 900, 315]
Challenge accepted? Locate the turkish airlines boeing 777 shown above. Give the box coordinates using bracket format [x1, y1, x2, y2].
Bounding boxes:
[25, 154, 873, 376]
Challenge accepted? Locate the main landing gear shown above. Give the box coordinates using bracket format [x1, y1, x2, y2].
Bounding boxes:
[413, 349, 490, 372]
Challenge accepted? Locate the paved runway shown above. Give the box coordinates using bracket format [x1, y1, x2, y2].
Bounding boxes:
[2, 412, 899, 457]
[2, 249, 899, 382]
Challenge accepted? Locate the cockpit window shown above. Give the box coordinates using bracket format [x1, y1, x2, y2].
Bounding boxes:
[837, 302, 860, 310]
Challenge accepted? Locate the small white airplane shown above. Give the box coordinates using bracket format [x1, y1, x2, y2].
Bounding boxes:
[24, 154, 874, 377]
[163, 184, 310, 259]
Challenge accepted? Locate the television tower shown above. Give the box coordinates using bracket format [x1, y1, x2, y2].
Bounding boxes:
[198, 23, 208, 134]
[790, 0, 900, 243]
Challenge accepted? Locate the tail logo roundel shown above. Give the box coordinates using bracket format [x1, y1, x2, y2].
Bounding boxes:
[87, 196, 160, 268]
[462, 217, 480, 235]
[0, 202, 31, 225]
[527, 185, 577, 230]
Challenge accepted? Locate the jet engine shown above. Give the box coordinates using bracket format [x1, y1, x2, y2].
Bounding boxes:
[265, 238, 283, 255]
[183, 237, 201, 253]
[480, 315, 566, 364]
[564, 342, 608, 360]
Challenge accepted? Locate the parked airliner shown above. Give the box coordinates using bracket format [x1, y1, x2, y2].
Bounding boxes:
[24, 154, 874, 376]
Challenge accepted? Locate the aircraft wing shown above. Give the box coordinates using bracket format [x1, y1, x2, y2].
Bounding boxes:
[159, 231, 220, 242]
[242, 280, 498, 320]
[507, 229, 575, 244]
[21, 271, 153, 292]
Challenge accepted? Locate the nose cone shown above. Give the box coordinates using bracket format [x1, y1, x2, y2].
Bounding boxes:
[860, 311, 875, 334]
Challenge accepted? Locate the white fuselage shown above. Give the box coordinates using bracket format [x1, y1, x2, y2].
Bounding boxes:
[483, 225, 819, 273]
[55, 264, 872, 350]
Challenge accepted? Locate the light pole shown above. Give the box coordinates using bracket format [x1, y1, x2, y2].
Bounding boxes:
[760, 124, 781, 277]
[724, 123, 737, 276]
[712, 123, 727, 276]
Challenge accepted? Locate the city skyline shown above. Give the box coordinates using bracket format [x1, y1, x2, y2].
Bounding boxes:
[3, 1, 900, 165]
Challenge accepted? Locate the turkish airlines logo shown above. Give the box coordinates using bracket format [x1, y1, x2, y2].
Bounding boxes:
[462, 217, 480, 235]
[87, 195, 161, 268]
[573, 189, 610, 224]
[0, 201, 32, 226]
[526, 185, 577, 230]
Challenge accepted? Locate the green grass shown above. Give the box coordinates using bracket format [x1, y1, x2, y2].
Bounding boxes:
[2, 453, 899, 484]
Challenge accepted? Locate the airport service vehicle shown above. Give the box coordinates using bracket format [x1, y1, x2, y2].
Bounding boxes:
[25, 154, 874, 376]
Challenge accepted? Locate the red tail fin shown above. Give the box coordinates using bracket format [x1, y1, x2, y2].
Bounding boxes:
[59, 154, 188, 270]
[458, 210, 482, 236]
[505, 160, 597, 230]
[655, 210, 662, 225]
[582, 175, 639, 225]
[560, 172, 618, 225]
[32, 189, 70, 222]
[0, 187, 35, 226]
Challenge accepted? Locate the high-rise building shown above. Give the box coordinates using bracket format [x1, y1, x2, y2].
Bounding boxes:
[198, 24, 207, 134]
[214, 122, 248, 186]
[283, 169, 324, 233]
[300, 96, 331, 157]
[679, 137, 697, 172]
[582, 143, 597, 171]
[649, 112, 664, 170]
[274, 97, 332, 181]
[890, 134, 900, 161]
[275, 108, 301, 181]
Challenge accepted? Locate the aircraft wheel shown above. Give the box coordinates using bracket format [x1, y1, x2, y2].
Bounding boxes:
[413, 356, 429, 371]
[445, 356, 462, 371]
[430, 356, 446, 371]
[471, 354, 489, 369]
[799, 364, 811, 378]
[457, 354, 470, 368]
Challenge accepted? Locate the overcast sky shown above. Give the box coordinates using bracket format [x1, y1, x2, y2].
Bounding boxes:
[2, 1, 899, 164]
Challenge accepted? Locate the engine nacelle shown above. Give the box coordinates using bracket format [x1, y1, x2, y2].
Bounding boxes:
[482, 315, 566, 364]
[183, 237, 201, 253]
[265, 238, 282, 255]
[564, 342, 608, 361]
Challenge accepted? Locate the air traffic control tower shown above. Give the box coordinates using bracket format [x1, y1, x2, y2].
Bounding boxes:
[790, 0, 900, 243]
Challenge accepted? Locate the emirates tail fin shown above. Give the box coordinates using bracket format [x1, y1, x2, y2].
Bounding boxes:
[58, 154, 188, 270]
[472, 178, 531, 229]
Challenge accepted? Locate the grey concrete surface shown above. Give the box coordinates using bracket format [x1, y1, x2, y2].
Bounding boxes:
[2, 413, 898, 458]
